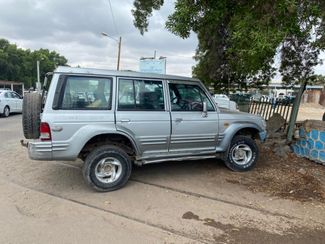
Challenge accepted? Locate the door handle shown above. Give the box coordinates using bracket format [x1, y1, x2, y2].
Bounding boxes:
[202, 112, 208, 118]
[175, 118, 183, 123]
[52, 126, 63, 132]
[120, 119, 131, 123]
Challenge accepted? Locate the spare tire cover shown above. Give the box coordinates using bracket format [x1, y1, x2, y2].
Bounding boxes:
[22, 92, 42, 139]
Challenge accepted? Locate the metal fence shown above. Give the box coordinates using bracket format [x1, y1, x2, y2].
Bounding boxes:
[248, 98, 293, 122]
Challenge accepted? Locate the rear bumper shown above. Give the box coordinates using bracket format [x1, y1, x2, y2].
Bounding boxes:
[26, 140, 77, 161]
[28, 141, 53, 160]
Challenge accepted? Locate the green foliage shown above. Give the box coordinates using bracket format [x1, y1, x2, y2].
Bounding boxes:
[280, 33, 320, 85]
[0, 39, 68, 88]
[132, 0, 164, 34]
[132, 0, 325, 92]
[311, 74, 325, 85]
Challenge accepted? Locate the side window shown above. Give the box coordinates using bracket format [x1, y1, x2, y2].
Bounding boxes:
[4, 92, 9, 98]
[11, 92, 20, 99]
[118, 79, 164, 111]
[169, 83, 214, 111]
[60, 76, 112, 110]
[7, 92, 14, 98]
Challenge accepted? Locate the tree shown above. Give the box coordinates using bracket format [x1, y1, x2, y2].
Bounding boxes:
[0, 38, 68, 88]
[312, 75, 325, 86]
[132, 0, 325, 92]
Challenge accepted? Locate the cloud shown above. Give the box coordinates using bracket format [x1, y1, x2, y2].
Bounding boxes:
[0, 0, 198, 77]
[1, 0, 322, 79]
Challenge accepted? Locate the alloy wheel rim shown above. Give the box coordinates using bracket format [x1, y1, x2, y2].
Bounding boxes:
[231, 144, 253, 165]
[94, 157, 122, 184]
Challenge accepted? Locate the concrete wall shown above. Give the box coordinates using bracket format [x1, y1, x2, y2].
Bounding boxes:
[292, 120, 325, 164]
[0, 81, 24, 96]
[302, 89, 325, 106]
[320, 91, 325, 106]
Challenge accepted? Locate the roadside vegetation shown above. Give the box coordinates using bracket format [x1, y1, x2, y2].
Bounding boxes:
[0, 38, 68, 88]
[132, 0, 325, 93]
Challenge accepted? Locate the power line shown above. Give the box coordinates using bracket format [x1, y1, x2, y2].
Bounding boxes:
[108, 0, 118, 35]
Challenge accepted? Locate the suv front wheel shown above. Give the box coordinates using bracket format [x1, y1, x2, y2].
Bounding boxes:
[225, 136, 258, 171]
[82, 145, 132, 191]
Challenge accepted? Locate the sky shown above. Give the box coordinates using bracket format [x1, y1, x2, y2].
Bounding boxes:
[0, 0, 197, 77]
[0, 0, 324, 79]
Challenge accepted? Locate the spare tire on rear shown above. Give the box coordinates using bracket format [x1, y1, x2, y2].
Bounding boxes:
[22, 92, 42, 139]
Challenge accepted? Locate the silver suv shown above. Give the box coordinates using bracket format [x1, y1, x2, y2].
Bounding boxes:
[22, 67, 267, 191]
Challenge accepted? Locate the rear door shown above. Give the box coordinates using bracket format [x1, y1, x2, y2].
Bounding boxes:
[168, 81, 219, 154]
[5, 92, 16, 111]
[11, 91, 23, 112]
[115, 78, 170, 157]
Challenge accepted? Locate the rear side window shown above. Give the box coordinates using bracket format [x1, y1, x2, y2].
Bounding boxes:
[58, 76, 112, 110]
[118, 79, 165, 111]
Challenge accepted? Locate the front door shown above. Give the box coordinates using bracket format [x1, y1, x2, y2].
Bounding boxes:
[115, 78, 170, 157]
[168, 82, 218, 154]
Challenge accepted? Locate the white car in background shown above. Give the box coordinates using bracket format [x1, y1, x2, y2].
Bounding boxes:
[212, 94, 238, 111]
[0, 89, 23, 117]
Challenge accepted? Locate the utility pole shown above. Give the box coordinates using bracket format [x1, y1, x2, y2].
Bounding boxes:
[287, 81, 307, 142]
[36, 60, 41, 91]
[117, 36, 122, 71]
[101, 32, 122, 71]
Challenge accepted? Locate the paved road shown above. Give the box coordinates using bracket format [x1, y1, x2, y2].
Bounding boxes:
[1, 114, 325, 243]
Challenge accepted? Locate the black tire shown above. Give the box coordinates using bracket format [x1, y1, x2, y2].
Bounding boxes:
[224, 136, 258, 171]
[2, 106, 10, 117]
[82, 145, 132, 192]
[22, 92, 42, 139]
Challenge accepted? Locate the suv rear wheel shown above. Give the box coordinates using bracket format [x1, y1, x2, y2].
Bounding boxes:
[225, 136, 258, 171]
[82, 145, 132, 191]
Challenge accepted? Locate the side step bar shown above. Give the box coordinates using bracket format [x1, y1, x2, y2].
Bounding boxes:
[136, 154, 221, 165]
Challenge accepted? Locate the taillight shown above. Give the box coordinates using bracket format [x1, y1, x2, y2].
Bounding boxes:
[40, 122, 52, 141]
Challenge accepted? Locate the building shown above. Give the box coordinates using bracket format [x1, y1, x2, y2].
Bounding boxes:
[0, 80, 25, 96]
[139, 56, 167, 74]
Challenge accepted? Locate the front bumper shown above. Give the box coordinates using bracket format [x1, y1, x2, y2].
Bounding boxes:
[259, 131, 267, 142]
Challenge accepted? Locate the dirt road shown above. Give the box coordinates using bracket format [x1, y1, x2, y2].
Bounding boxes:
[1, 114, 325, 243]
[297, 103, 324, 121]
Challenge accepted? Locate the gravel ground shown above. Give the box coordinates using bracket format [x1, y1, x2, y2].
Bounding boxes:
[226, 144, 325, 203]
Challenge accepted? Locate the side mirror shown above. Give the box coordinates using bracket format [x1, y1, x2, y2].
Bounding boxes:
[202, 102, 208, 117]
[203, 102, 207, 112]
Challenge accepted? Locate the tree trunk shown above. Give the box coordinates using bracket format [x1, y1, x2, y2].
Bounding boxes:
[286, 80, 307, 142]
